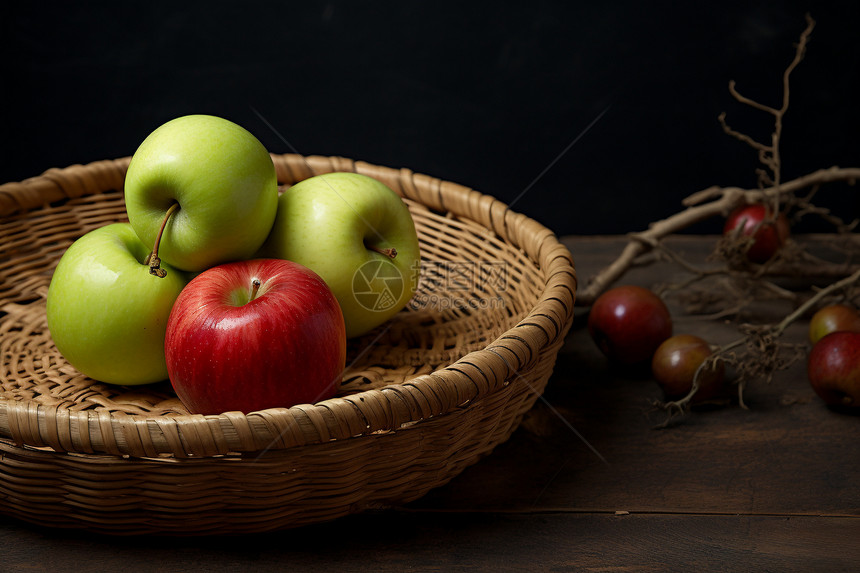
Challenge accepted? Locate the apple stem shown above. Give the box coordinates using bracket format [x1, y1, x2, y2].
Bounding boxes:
[250, 278, 262, 301]
[146, 202, 180, 278]
[369, 245, 398, 259]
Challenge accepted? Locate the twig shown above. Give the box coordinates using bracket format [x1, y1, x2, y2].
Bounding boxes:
[577, 15, 857, 308]
[615, 13, 860, 429]
[656, 265, 860, 424]
[718, 13, 815, 188]
[577, 166, 860, 306]
[772, 266, 860, 336]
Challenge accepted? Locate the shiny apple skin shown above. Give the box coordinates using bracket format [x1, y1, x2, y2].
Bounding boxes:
[807, 331, 860, 409]
[165, 259, 347, 415]
[46, 223, 188, 386]
[587, 285, 673, 365]
[723, 204, 790, 264]
[652, 334, 725, 400]
[808, 304, 860, 345]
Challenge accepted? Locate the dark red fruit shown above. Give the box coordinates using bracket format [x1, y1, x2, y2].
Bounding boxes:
[808, 304, 860, 345]
[651, 334, 725, 401]
[807, 331, 860, 409]
[723, 204, 790, 264]
[588, 285, 672, 366]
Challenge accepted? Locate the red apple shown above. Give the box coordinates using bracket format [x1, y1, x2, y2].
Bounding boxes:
[588, 285, 672, 365]
[808, 304, 860, 345]
[807, 331, 860, 409]
[651, 334, 724, 401]
[165, 259, 347, 415]
[723, 204, 790, 264]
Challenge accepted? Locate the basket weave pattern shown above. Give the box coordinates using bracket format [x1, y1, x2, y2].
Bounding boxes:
[0, 154, 576, 534]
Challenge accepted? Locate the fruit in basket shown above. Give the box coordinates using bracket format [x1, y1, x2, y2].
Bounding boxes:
[651, 334, 725, 401]
[808, 304, 860, 344]
[46, 223, 188, 385]
[259, 172, 420, 338]
[124, 114, 278, 274]
[807, 331, 860, 409]
[587, 285, 672, 366]
[164, 258, 346, 414]
[723, 204, 790, 264]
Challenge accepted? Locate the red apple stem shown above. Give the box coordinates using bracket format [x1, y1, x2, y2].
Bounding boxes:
[146, 202, 180, 278]
[250, 278, 262, 301]
[369, 245, 397, 259]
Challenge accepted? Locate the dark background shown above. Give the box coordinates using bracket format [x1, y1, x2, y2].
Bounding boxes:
[2, 1, 859, 236]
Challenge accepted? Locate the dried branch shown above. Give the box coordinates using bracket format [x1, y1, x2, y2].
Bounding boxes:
[580, 13, 860, 429]
[655, 265, 860, 426]
[719, 13, 815, 188]
[577, 15, 840, 308]
[788, 183, 860, 233]
[576, 166, 860, 306]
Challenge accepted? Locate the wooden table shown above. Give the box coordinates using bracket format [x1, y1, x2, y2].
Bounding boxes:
[2, 236, 858, 571]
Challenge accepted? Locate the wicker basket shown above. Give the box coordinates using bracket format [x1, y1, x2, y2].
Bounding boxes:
[0, 154, 576, 535]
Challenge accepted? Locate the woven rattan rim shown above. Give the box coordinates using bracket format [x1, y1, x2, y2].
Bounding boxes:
[0, 154, 576, 459]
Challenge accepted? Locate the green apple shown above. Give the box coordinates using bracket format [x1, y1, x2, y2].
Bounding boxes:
[46, 223, 188, 385]
[124, 114, 278, 273]
[259, 172, 420, 338]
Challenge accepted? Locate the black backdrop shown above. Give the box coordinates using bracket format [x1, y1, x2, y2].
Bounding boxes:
[3, 1, 859, 236]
